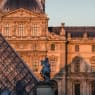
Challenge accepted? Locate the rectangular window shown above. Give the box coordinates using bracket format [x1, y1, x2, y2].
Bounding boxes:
[49, 56, 57, 72]
[51, 43, 55, 51]
[91, 63, 95, 72]
[91, 57, 95, 72]
[92, 45, 95, 52]
[32, 58, 39, 72]
[75, 45, 79, 52]
[74, 84, 80, 95]
[31, 24, 40, 37]
[92, 82, 95, 95]
[18, 24, 24, 37]
[4, 24, 10, 37]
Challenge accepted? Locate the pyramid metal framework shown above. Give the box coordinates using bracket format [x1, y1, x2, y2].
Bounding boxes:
[0, 34, 38, 94]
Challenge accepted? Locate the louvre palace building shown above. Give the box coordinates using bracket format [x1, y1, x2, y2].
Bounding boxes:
[0, 0, 95, 95]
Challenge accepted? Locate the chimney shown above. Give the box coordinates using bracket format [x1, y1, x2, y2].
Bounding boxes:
[83, 32, 87, 39]
[68, 33, 71, 40]
[60, 23, 65, 36]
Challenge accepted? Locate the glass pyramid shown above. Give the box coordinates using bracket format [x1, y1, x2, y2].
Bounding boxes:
[0, 34, 38, 94]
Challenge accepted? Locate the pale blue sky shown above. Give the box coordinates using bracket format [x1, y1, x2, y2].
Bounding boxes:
[46, 0, 95, 26]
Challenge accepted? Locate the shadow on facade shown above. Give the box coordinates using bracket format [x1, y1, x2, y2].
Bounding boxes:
[54, 55, 91, 78]
[52, 56, 95, 95]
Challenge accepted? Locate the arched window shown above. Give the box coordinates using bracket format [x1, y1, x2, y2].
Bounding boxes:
[51, 43, 55, 51]
[74, 63, 80, 72]
[72, 56, 81, 72]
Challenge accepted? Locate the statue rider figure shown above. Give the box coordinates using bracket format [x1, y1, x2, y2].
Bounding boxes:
[40, 57, 51, 81]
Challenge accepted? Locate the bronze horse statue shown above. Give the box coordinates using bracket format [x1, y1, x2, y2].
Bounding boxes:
[40, 57, 51, 81]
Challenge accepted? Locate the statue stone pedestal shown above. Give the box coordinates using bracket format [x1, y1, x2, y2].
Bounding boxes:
[37, 80, 58, 95]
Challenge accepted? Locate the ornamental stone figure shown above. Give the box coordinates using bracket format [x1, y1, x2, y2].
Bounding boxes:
[40, 57, 51, 81]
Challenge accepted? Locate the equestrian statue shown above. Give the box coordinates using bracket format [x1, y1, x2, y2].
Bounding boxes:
[40, 57, 51, 81]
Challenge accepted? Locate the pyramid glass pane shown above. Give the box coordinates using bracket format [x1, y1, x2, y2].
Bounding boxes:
[0, 34, 38, 94]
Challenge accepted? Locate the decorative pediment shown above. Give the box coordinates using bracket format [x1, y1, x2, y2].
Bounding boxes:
[2, 8, 47, 18]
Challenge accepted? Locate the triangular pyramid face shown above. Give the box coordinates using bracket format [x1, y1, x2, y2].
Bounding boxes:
[0, 34, 38, 93]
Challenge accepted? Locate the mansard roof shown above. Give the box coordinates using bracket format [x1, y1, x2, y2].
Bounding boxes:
[0, 34, 38, 93]
[0, 0, 43, 13]
[48, 26, 95, 38]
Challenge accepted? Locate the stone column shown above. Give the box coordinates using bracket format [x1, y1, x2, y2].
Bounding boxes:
[67, 80, 72, 95]
[86, 81, 90, 95]
[61, 78, 65, 95]
[57, 79, 62, 95]
[82, 80, 87, 95]
[57, 78, 65, 95]
[89, 83, 92, 95]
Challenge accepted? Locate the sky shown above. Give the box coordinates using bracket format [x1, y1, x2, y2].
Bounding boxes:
[46, 0, 95, 26]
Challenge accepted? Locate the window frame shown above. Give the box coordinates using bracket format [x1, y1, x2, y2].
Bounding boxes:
[31, 24, 40, 37]
[32, 58, 39, 72]
[51, 43, 55, 51]
[18, 24, 24, 36]
[90, 56, 95, 72]
[75, 45, 79, 52]
[49, 56, 57, 72]
[92, 45, 95, 52]
[4, 23, 10, 37]
[74, 83, 80, 95]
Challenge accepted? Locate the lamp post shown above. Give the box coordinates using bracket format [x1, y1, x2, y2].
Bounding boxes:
[61, 22, 68, 95]
[65, 29, 68, 95]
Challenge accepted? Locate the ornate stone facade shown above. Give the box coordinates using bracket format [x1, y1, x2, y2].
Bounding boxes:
[0, 8, 65, 79]
[0, 0, 95, 95]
